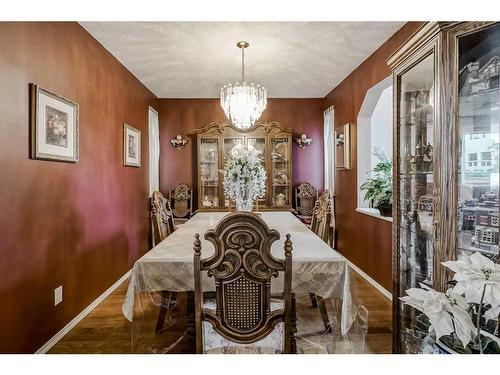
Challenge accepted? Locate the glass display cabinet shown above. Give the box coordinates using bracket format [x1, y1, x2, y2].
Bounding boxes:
[199, 138, 221, 210]
[271, 138, 291, 208]
[195, 121, 293, 211]
[389, 22, 500, 354]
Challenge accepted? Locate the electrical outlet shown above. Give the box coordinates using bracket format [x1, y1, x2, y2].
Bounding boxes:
[54, 285, 63, 306]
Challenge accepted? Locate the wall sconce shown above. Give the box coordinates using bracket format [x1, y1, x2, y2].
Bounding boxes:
[170, 134, 188, 150]
[295, 134, 312, 148]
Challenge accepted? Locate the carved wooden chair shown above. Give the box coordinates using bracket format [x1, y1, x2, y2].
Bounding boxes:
[193, 212, 297, 354]
[328, 194, 336, 249]
[169, 184, 193, 225]
[150, 191, 177, 334]
[294, 182, 318, 224]
[308, 190, 335, 325]
[310, 190, 332, 243]
[151, 191, 176, 247]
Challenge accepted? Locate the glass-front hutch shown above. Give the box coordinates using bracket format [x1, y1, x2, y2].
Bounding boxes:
[389, 22, 500, 353]
[195, 121, 293, 211]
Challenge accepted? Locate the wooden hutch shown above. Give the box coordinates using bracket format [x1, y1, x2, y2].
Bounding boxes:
[195, 121, 293, 211]
[389, 22, 500, 353]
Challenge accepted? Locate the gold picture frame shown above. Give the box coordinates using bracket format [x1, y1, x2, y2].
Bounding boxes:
[123, 123, 141, 167]
[334, 123, 350, 170]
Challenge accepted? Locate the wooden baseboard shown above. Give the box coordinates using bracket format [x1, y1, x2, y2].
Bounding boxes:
[35, 269, 132, 354]
[347, 260, 392, 301]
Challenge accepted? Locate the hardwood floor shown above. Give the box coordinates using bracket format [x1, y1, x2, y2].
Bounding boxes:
[48, 272, 392, 354]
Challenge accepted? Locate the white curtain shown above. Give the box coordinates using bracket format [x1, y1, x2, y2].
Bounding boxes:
[148, 107, 160, 197]
[324, 106, 335, 194]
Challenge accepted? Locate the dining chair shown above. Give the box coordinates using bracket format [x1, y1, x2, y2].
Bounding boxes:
[328, 195, 336, 248]
[151, 190, 178, 334]
[294, 182, 318, 225]
[151, 191, 176, 246]
[193, 212, 297, 354]
[310, 190, 332, 243]
[169, 184, 193, 225]
[308, 190, 335, 327]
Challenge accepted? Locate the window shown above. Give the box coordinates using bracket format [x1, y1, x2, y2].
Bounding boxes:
[481, 229, 494, 243]
[469, 153, 477, 161]
[481, 151, 492, 160]
[324, 106, 334, 194]
[148, 107, 160, 197]
[357, 76, 393, 214]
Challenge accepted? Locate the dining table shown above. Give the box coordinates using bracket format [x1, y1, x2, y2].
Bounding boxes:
[122, 211, 358, 337]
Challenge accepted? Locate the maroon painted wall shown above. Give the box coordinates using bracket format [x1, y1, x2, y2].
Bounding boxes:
[0, 22, 158, 353]
[323, 22, 424, 291]
[157, 98, 324, 207]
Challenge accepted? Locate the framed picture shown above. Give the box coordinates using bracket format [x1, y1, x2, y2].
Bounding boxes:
[335, 123, 350, 170]
[123, 123, 141, 167]
[30, 84, 79, 162]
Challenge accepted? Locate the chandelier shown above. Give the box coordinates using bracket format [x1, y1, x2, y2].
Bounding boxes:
[220, 41, 267, 129]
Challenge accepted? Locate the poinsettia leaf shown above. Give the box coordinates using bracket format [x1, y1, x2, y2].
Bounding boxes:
[481, 337, 500, 354]
[462, 335, 500, 354]
[440, 335, 473, 354]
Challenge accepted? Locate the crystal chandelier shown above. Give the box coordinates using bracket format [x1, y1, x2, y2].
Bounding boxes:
[220, 41, 267, 129]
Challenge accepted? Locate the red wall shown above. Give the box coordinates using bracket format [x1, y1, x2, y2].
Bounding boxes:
[323, 22, 423, 291]
[0, 22, 157, 353]
[158, 98, 324, 207]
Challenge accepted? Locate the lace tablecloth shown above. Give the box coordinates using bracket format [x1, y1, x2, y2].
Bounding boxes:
[122, 211, 357, 335]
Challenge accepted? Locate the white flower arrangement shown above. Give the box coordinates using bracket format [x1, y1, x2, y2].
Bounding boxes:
[401, 284, 476, 348]
[442, 253, 500, 321]
[401, 252, 500, 353]
[223, 144, 266, 211]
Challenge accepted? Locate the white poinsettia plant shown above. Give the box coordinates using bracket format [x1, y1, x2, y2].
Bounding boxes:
[401, 252, 500, 353]
[223, 144, 266, 211]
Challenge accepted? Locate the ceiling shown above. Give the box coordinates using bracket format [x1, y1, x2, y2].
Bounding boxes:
[81, 22, 405, 98]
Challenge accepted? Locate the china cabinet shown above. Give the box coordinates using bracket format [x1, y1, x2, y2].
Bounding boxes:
[195, 121, 293, 211]
[389, 22, 500, 353]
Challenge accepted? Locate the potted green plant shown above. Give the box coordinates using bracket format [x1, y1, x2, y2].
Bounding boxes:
[360, 148, 392, 217]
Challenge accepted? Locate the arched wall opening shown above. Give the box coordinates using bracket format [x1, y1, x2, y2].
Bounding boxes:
[356, 76, 393, 219]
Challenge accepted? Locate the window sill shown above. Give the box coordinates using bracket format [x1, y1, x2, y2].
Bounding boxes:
[355, 207, 393, 223]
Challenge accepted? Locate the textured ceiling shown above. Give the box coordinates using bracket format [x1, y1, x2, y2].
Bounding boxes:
[80, 22, 405, 98]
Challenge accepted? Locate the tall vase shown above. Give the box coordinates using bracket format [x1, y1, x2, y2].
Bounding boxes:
[235, 199, 253, 212]
[235, 185, 252, 212]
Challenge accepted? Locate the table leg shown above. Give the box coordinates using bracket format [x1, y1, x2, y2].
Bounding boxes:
[309, 292, 318, 308]
[317, 296, 331, 332]
[155, 291, 178, 335]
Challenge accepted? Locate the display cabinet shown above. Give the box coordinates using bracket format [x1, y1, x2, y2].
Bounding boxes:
[199, 138, 221, 209]
[389, 22, 500, 353]
[195, 121, 293, 211]
[270, 137, 291, 208]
